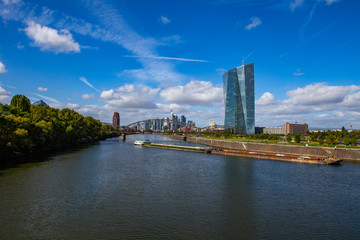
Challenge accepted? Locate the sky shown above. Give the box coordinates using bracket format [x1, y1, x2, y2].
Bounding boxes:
[0, 0, 359, 129]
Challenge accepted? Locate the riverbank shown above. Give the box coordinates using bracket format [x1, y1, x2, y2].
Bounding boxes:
[166, 134, 360, 162]
[0, 133, 121, 169]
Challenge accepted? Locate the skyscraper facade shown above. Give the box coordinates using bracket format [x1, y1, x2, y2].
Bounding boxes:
[112, 112, 120, 128]
[223, 63, 255, 134]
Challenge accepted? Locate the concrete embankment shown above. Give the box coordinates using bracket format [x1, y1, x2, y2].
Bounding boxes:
[167, 135, 360, 162]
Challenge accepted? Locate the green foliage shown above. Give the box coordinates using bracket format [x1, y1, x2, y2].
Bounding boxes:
[10, 95, 31, 113]
[325, 135, 337, 145]
[1, 98, 118, 157]
[286, 134, 292, 143]
[294, 134, 301, 143]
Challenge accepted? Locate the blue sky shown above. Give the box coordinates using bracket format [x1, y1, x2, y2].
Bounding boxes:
[0, 0, 359, 128]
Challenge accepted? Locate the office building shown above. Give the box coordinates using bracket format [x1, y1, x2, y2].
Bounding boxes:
[284, 122, 308, 135]
[181, 115, 186, 124]
[223, 63, 255, 134]
[263, 127, 284, 135]
[112, 112, 120, 128]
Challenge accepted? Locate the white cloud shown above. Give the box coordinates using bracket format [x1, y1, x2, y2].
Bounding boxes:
[245, 17, 262, 30]
[0, 1, 186, 83]
[17, 42, 24, 49]
[0, 85, 12, 104]
[285, 83, 359, 106]
[81, 93, 95, 100]
[124, 55, 208, 63]
[116, 84, 135, 93]
[119, 60, 185, 83]
[159, 16, 170, 24]
[255, 83, 360, 127]
[298, 1, 319, 41]
[99, 84, 160, 109]
[79, 76, 99, 92]
[1, 0, 20, 5]
[99, 89, 114, 99]
[160, 80, 223, 106]
[321, 0, 339, 5]
[256, 92, 276, 105]
[161, 34, 184, 44]
[293, 68, 304, 76]
[24, 21, 80, 53]
[32, 92, 61, 103]
[298, 0, 337, 41]
[0, 61, 7, 73]
[37, 86, 48, 91]
[290, 0, 304, 11]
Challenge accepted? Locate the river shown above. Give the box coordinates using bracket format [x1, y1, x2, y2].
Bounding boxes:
[0, 134, 359, 239]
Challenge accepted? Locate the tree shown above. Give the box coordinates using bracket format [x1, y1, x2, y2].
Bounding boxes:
[286, 134, 292, 143]
[1, 95, 119, 157]
[294, 134, 301, 143]
[325, 135, 338, 145]
[10, 95, 31, 113]
[343, 138, 351, 146]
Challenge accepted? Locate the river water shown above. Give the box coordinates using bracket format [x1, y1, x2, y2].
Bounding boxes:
[1, 134, 359, 239]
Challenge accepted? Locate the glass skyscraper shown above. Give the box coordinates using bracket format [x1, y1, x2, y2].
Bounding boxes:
[223, 63, 255, 134]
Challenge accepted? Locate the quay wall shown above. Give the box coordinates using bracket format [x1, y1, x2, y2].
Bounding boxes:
[168, 135, 360, 161]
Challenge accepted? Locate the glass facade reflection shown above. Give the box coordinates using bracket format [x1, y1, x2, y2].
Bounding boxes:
[223, 63, 255, 134]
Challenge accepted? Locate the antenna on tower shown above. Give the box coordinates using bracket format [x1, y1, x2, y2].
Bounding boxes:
[242, 56, 244, 66]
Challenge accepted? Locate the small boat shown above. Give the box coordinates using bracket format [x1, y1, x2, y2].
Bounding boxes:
[134, 140, 151, 145]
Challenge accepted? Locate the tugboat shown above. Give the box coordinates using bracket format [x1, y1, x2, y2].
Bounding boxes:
[134, 140, 151, 145]
[320, 148, 342, 165]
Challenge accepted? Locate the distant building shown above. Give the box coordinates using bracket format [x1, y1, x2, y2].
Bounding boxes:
[112, 112, 120, 128]
[32, 100, 48, 107]
[255, 127, 264, 134]
[144, 120, 151, 130]
[223, 63, 255, 134]
[284, 122, 308, 135]
[181, 115, 186, 124]
[263, 127, 284, 135]
[209, 119, 216, 129]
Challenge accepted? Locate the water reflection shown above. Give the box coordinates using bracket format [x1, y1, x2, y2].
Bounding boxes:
[0, 134, 359, 239]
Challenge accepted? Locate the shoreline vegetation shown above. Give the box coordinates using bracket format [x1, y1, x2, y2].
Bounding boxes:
[166, 129, 360, 149]
[0, 95, 120, 164]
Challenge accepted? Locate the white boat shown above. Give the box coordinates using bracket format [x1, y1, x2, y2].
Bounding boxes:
[134, 140, 151, 145]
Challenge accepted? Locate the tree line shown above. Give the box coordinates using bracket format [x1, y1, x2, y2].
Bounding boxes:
[0, 95, 119, 158]
[196, 127, 360, 146]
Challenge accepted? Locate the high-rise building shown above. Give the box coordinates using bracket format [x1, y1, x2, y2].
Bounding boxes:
[223, 63, 255, 134]
[181, 115, 186, 124]
[209, 119, 216, 129]
[112, 112, 120, 128]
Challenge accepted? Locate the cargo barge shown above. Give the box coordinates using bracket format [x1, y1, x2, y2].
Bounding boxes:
[142, 143, 342, 165]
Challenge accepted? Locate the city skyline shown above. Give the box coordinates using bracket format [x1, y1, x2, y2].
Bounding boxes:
[0, 0, 359, 128]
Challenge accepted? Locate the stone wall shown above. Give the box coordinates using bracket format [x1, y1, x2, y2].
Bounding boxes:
[168, 135, 360, 161]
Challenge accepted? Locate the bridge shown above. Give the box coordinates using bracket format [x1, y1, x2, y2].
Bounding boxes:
[126, 118, 187, 130]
